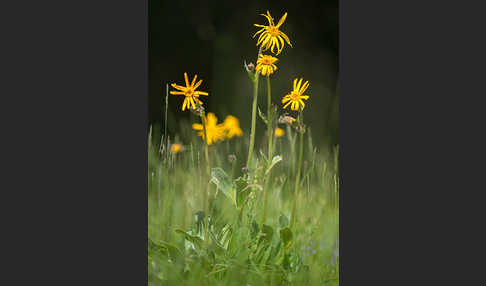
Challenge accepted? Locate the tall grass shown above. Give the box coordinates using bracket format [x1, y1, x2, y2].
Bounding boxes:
[148, 123, 339, 285]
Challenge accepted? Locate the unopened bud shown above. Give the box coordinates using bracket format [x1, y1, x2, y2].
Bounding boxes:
[190, 103, 205, 116]
[279, 115, 296, 125]
[242, 167, 249, 174]
[228, 154, 236, 163]
[247, 63, 255, 71]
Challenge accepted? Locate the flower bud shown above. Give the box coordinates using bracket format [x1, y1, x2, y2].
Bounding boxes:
[278, 114, 296, 125]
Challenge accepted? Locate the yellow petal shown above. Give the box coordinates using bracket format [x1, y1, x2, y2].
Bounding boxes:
[170, 91, 184, 95]
[195, 91, 208, 96]
[171, 83, 186, 91]
[299, 99, 306, 108]
[182, 98, 188, 111]
[300, 81, 310, 93]
[192, 123, 203, 130]
[193, 79, 203, 90]
[282, 96, 290, 103]
[301, 95, 309, 100]
[207, 112, 218, 125]
[184, 73, 189, 87]
[283, 101, 292, 109]
[253, 28, 265, 38]
[293, 78, 298, 89]
[191, 74, 197, 87]
[276, 12, 287, 28]
[296, 78, 303, 91]
[279, 31, 292, 47]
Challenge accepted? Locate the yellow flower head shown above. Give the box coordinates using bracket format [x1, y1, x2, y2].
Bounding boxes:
[282, 78, 310, 111]
[275, 127, 285, 137]
[256, 54, 278, 76]
[192, 112, 225, 145]
[171, 143, 183, 154]
[223, 115, 243, 139]
[170, 73, 209, 111]
[253, 11, 292, 55]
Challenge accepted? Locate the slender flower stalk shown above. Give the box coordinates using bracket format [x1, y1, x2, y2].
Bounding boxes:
[260, 75, 273, 227]
[199, 111, 211, 242]
[290, 112, 304, 229]
[246, 45, 263, 171]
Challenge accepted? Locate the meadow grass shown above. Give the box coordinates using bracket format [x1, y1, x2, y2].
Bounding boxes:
[148, 123, 339, 285]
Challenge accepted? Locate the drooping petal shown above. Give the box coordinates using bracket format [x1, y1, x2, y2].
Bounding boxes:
[291, 101, 297, 110]
[299, 99, 306, 109]
[253, 28, 265, 38]
[260, 33, 272, 47]
[182, 98, 188, 111]
[279, 31, 292, 47]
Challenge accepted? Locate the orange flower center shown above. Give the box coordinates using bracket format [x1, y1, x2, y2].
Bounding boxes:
[261, 57, 273, 65]
[289, 91, 300, 100]
[267, 26, 279, 36]
[185, 87, 194, 97]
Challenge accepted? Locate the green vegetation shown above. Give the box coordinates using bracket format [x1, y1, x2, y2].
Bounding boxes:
[148, 123, 339, 285]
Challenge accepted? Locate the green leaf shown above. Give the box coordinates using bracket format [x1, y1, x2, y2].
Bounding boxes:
[211, 168, 234, 204]
[148, 237, 168, 259]
[258, 106, 268, 125]
[260, 224, 274, 243]
[265, 155, 282, 176]
[175, 229, 204, 250]
[278, 214, 289, 228]
[280, 227, 293, 250]
[149, 238, 183, 264]
[234, 177, 249, 209]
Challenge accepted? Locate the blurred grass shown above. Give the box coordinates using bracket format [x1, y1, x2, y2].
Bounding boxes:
[148, 119, 339, 285]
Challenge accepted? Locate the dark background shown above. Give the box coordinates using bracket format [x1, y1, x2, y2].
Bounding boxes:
[149, 0, 339, 146]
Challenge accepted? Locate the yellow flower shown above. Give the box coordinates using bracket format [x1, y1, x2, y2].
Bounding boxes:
[170, 73, 209, 111]
[171, 143, 182, 154]
[223, 115, 243, 139]
[282, 78, 310, 111]
[275, 127, 285, 137]
[256, 54, 278, 76]
[192, 112, 225, 145]
[253, 11, 292, 55]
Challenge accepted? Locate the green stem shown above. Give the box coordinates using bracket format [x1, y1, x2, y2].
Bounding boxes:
[266, 76, 273, 160]
[260, 76, 273, 227]
[246, 46, 263, 171]
[200, 112, 211, 241]
[290, 112, 304, 229]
